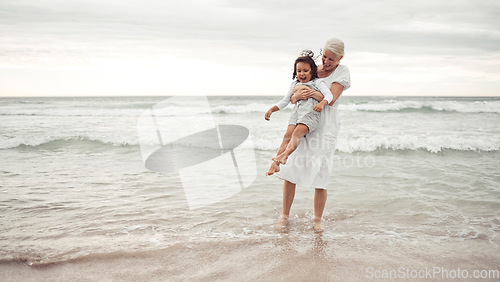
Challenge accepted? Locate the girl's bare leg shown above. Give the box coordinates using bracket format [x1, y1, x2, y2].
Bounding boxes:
[274, 123, 309, 164]
[266, 125, 296, 176]
[276, 180, 296, 229]
[313, 188, 327, 232]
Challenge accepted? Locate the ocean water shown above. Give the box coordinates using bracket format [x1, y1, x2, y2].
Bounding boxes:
[1, 96, 499, 278]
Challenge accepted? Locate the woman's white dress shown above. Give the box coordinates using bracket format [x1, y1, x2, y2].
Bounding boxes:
[275, 65, 351, 189]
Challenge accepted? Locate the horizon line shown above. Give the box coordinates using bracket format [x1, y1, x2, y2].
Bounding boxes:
[1, 94, 499, 99]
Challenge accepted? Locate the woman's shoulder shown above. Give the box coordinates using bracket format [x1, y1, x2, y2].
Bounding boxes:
[336, 64, 349, 72]
[332, 64, 349, 75]
[318, 64, 349, 77]
[333, 65, 350, 89]
[320, 65, 349, 79]
[322, 65, 351, 89]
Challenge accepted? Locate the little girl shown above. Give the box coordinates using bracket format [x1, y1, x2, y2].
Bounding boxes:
[265, 51, 333, 176]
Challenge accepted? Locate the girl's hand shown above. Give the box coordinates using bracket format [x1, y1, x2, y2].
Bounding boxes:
[265, 109, 273, 121]
[313, 100, 328, 112]
[265, 105, 279, 121]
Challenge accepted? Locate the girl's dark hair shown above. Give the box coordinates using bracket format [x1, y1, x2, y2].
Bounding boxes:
[292, 50, 318, 80]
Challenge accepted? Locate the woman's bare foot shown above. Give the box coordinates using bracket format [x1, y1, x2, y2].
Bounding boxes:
[275, 215, 290, 231]
[265, 161, 281, 176]
[313, 217, 324, 233]
[272, 153, 289, 165]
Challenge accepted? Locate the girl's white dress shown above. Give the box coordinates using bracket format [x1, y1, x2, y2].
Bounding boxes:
[275, 65, 351, 189]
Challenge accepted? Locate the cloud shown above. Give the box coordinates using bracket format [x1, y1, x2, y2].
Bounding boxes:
[0, 0, 499, 96]
[2, 0, 498, 55]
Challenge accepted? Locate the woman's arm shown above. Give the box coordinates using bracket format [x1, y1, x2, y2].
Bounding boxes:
[328, 82, 345, 106]
[291, 85, 324, 103]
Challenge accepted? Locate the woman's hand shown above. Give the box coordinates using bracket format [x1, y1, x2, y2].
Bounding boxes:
[291, 85, 324, 103]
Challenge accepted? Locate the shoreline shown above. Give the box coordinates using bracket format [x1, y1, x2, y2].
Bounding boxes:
[2, 235, 498, 281]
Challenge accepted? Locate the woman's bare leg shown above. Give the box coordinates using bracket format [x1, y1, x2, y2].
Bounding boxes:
[277, 180, 296, 228]
[313, 188, 327, 232]
[266, 125, 296, 176]
[274, 123, 309, 164]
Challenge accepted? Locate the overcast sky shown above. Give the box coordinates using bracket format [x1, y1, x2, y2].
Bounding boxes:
[0, 0, 499, 97]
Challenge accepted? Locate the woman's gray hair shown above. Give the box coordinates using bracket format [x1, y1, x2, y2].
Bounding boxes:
[324, 38, 344, 58]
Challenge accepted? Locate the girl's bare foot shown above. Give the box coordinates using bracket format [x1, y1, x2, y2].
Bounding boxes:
[313, 217, 324, 233]
[272, 153, 289, 165]
[265, 161, 281, 176]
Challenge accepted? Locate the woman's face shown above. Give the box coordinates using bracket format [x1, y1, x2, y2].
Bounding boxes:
[322, 49, 342, 71]
[295, 61, 313, 83]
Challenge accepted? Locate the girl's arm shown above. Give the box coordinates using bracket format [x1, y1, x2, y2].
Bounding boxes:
[275, 81, 296, 109]
[312, 80, 334, 112]
[291, 85, 324, 103]
[266, 81, 296, 121]
[265, 105, 279, 121]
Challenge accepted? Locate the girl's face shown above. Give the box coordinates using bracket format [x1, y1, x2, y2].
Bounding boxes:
[322, 49, 342, 72]
[296, 61, 313, 83]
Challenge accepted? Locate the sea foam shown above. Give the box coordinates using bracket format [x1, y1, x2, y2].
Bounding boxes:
[341, 100, 500, 113]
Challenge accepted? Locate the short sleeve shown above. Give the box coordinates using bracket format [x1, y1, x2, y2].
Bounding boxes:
[324, 65, 350, 90]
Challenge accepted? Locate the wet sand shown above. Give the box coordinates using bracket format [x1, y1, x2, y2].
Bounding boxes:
[2, 235, 498, 281]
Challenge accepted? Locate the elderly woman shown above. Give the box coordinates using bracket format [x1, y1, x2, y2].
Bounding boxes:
[274, 38, 351, 232]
